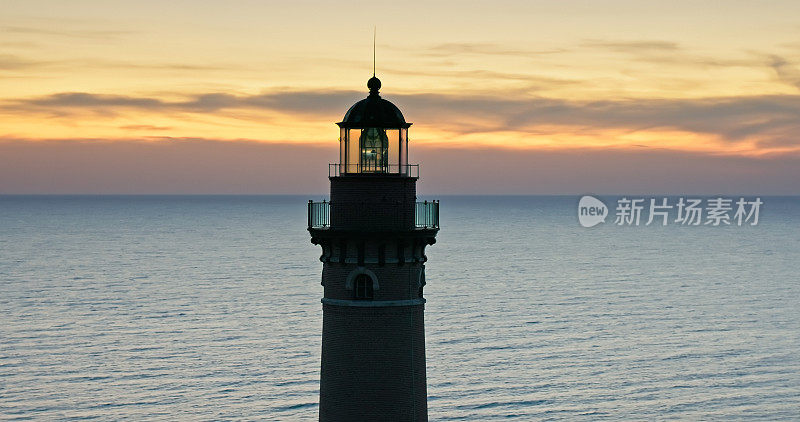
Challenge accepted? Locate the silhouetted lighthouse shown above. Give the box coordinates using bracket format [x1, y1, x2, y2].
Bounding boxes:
[308, 76, 439, 421]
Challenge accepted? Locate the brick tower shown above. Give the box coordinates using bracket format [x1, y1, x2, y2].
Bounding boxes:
[308, 76, 439, 421]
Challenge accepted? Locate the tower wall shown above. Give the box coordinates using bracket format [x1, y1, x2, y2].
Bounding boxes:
[320, 303, 427, 421]
[313, 174, 433, 421]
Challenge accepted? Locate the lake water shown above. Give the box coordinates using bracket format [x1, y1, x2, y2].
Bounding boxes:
[1, 195, 799, 420]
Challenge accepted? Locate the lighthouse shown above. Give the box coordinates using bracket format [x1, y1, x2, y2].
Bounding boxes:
[308, 75, 439, 421]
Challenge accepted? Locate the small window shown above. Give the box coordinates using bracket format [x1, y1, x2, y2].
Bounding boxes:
[354, 274, 374, 300]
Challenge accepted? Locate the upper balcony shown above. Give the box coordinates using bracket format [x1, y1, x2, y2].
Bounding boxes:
[329, 163, 419, 178]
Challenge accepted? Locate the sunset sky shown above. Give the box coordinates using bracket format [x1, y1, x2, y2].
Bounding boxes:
[2, 0, 800, 194]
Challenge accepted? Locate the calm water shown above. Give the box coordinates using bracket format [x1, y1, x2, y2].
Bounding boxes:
[1, 195, 799, 420]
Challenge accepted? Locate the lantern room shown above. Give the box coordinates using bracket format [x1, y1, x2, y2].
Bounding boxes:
[336, 76, 412, 176]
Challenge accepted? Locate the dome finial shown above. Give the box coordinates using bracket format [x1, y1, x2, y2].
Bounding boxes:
[368, 76, 381, 96]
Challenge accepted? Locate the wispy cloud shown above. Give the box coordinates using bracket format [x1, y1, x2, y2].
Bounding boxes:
[4, 90, 363, 115]
[0, 54, 46, 70]
[119, 124, 173, 131]
[24, 92, 164, 108]
[398, 93, 800, 151]
[1, 25, 133, 39]
[582, 39, 680, 53]
[768, 55, 800, 90]
[408, 38, 762, 73]
[6, 90, 800, 149]
[582, 38, 762, 68]
[0, 53, 229, 74]
[386, 68, 580, 89]
[413, 43, 565, 57]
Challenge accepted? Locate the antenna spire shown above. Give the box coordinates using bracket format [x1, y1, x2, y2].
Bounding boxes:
[367, 27, 381, 96]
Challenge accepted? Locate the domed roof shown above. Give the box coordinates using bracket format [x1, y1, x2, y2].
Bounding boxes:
[337, 77, 411, 129]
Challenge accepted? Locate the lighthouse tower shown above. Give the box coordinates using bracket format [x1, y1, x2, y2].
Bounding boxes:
[308, 76, 439, 421]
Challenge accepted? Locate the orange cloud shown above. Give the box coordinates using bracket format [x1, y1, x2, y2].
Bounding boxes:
[3, 90, 800, 158]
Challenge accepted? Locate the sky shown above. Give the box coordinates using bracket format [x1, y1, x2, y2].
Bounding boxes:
[2, 0, 800, 194]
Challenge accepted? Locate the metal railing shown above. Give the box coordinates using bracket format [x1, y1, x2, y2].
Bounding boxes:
[415, 200, 439, 229]
[307, 200, 439, 229]
[329, 164, 419, 178]
[308, 200, 330, 228]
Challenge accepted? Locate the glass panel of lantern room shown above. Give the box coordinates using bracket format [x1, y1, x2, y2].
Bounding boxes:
[347, 129, 361, 173]
[359, 127, 388, 173]
[339, 127, 346, 174]
[399, 128, 408, 175]
[386, 129, 399, 173]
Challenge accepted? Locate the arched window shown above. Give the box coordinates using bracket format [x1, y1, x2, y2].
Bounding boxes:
[353, 274, 374, 300]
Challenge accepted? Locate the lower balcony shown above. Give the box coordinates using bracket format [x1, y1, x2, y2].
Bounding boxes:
[308, 200, 439, 230]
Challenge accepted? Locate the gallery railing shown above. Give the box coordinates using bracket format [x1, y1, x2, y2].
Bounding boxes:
[308, 200, 330, 228]
[328, 164, 419, 178]
[414, 200, 439, 229]
[308, 200, 439, 229]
